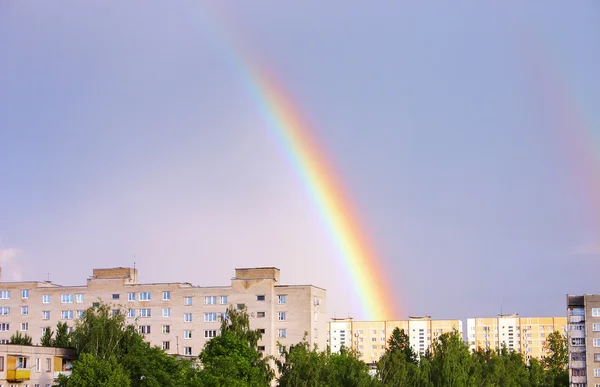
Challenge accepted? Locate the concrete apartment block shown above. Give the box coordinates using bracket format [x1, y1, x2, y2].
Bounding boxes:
[0, 267, 326, 360]
[567, 294, 600, 387]
[327, 316, 462, 364]
[466, 314, 567, 363]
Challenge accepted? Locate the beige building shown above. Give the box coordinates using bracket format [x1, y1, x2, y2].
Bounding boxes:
[0, 344, 76, 387]
[0, 267, 326, 360]
[466, 314, 567, 363]
[327, 316, 462, 364]
[566, 294, 600, 387]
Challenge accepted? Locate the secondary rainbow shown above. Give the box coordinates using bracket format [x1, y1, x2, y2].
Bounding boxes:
[202, 6, 399, 320]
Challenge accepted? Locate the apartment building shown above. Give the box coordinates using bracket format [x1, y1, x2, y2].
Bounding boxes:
[327, 316, 463, 364]
[0, 267, 327, 360]
[0, 344, 76, 387]
[466, 314, 567, 363]
[567, 294, 600, 387]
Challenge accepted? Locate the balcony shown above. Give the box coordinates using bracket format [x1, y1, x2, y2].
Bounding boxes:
[6, 368, 31, 381]
[569, 316, 585, 323]
[55, 370, 72, 379]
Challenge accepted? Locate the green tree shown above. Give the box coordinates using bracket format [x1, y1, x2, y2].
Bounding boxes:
[40, 326, 54, 346]
[70, 303, 136, 360]
[429, 330, 474, 387]
[528, 357, 546, 387]
[199, 305, 273, 387]
[377, 328, 422, 386]
[60, 353, 130, 387]
[276, 337, 327, 387]
[10, 330, 32, 345]
[544, 331, 568, 386]
[322, 346, 376, 387]
[54, 321, 73, 348]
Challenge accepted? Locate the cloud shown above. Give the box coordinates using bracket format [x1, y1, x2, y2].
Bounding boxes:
[0, 248, 23, 281]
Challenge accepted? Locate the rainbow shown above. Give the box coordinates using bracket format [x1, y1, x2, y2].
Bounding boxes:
[201, 6, 399, 320]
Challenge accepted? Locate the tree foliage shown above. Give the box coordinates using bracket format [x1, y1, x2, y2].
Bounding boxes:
[60, 353, 131, 387]
[199, 305, 273, 387]
[277, 338, 375, 387]
[40, 326, 54, 346]
[10, 330, 32, 345]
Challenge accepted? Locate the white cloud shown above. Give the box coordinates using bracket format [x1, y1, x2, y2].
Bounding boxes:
[0, 248, 23, 281]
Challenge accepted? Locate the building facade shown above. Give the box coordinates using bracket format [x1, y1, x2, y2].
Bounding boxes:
[0, 344, 76, 387]
[567, 294, 600, 387]
[0, 267, 327, 360]
[327, 316, 463, 363]
[466, 314, 567, 363]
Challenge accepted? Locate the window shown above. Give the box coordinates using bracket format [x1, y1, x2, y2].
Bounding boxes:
[184, 347, 192, 356]
[595, 369, 600, 377]
[36, 357, 41, 372]
[259, 328, 266, 334]
[112, 309, 120, 316]
[0, 307, 10, 315]
[21, 289, 29, 299]
[184, 330, 192, 339]
[139, 325, 151, 334]
[0, 290, 10, 299]
[278, 295, 287, 304]
[61, 310, 73, 319]
[42, 311, 50, 320]
[257, 295, 265, 301]
[594, 353, 600, 362]
[258, 346, 265, 351]
[594, 324, 600, 332]
[257, 311, 266, 318]
[128, 292, 136, 301]
[76, 310, 84, 319]
[42, 294, 51, 304]
[61, 294, 73, 303]
[75, 293, 84, 303]
[139, 292, 151, 301]
[21, 306, 28, 315]
[220, 296, 228, 305]
[20, 323, 28, 331]
[572, 337, 586, 346]
[595, 338, 600, 348]
[111, 294, 120, 300]
[161, 341, 170, 350]
[184, 296, 192, 305]
[594, 308, 600, 317]
[184, 313, 193, 322]
[162, 308, 170, 317]
[162, 325, 170, 334]
[278, 312, 286, 321]
[220, 312, 228, 321]
[237, 303, 246, 310]
[205, 330, 217, 338]
[279, 346, 287, 354]
[138, 308, 151, 318]
[127, 309, 135, 318]
[92, 302, 100, 307]
[278, 329, 287, 338]
[204, 296, 217, 305]
[163, 291, 170, 300]
[204, 313, 217, 322]
[46, 358, 51, 372]
[0, 356, 4, 371]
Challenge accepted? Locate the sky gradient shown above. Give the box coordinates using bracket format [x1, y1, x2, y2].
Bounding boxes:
[1, 1, 599, 321]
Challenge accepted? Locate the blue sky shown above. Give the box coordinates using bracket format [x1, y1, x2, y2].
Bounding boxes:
[1, 1, 599, 321]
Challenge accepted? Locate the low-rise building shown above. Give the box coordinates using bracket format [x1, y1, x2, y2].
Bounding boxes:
[0, 267, 326, 360]
[0, 344, 76, 386]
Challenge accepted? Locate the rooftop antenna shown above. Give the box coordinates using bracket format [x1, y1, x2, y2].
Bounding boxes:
[46, 273, 50, 282]
[134, 255, 136, 270]
[500, 298, 503, 316]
